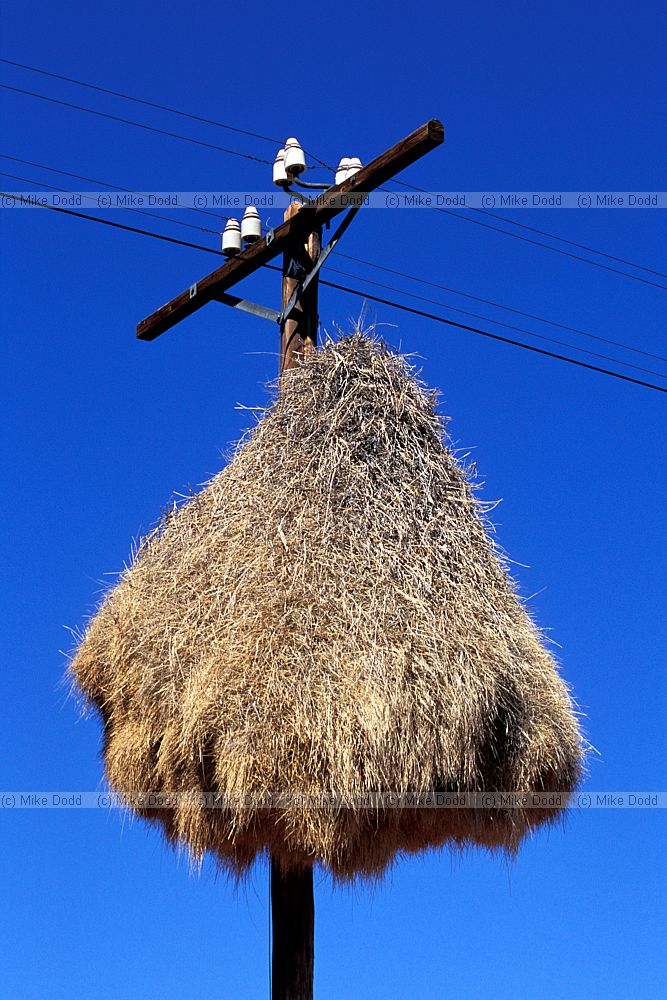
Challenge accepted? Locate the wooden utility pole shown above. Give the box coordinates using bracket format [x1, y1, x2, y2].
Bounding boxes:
[134, 118, 444, 1000]
[281, 201, 321, 371]
[270, 198, 323, 1000]
[271, 863, 314, 1000]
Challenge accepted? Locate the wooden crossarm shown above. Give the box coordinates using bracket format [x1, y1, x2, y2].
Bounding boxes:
[136, 119, 444, 341]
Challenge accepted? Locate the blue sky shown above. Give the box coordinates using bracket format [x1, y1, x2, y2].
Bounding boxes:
[1, 1, 666, 997]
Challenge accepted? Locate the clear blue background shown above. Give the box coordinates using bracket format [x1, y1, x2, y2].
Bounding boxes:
[1, 2, 665, 997]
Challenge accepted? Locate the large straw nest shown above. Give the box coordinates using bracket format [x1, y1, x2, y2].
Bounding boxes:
[71, 332, 583, 879]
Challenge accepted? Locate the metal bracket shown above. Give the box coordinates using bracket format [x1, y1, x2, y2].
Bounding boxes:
[279, 205, 360, 326]
[288, 177, 332, 192]
[284, 255, 308, 282]
[214, 292, 280, 325]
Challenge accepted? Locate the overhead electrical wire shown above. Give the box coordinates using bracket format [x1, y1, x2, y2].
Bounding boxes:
[334, 251, 667, 364]
[0, 152, 232, 223]
[318, 279, 667, 394]
[385, 179, 667, 291]
[322, 262, 665, 378]
[0, 57, 330, 168]
[2, 60, 664, 282]
[3, 190, 665, 395]
[1, 190, 220, 254]
[0, 169, 221, 235]
[0, 57, 282, 145]
[0, 83, 274, 165]
[4, 153, 661, 365]
[5, 146, 667, 361]
[3, 57, 665, 271]
[393, 179, 667, 280]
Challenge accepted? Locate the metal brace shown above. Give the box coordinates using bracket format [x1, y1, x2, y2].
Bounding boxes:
[213, 292, 280, 325]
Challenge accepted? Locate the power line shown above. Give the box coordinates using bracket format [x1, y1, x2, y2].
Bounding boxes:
[0, 83, 274, 166]
[0, 169, 222, 236]
[6, 150, 661, 366]
[384, 180, 667, 291]
[470, 204, 667, 279]
[335, 252, 667, 364]
[4, 57, 664, 288]
[0, 57, 330, 169]
[0, 56, 282, 145]
[4, 60, 664, 291]
[7, 147, 664, 366]
[1, 190, 222, 254]
[394, 179, 667, 280]
[318, 278, 667, 394]
[322, 262, 665, 379]
[4, 190, 665, 395]
[0, 152, 231, 224]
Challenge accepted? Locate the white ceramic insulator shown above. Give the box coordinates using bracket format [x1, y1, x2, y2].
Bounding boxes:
[241, 206, 262, 243]
[273, 148, 288, 186]
[335, 157, 351, 185]
[284, 137, 306, 176]
[346, 157, 362, 179]
[222, 218, 242, 256]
